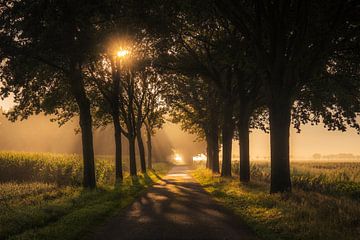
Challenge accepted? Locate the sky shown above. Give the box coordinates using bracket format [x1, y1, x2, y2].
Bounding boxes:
[1, 98, 360, 161]
[248, 126, 360, 160]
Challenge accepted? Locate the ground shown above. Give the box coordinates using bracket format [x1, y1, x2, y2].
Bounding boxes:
[90, 165, 258, 240]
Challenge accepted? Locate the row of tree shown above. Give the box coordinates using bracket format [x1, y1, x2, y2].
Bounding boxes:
[160, 0, 360, 193]
[0, 0, 168, 188]
[0, 0, 359, 193]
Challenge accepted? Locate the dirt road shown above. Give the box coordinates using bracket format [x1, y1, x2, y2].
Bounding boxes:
[91, 165, 258, 240]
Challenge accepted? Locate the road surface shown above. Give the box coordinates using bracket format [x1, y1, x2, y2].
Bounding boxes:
[91, 165, 259, 240]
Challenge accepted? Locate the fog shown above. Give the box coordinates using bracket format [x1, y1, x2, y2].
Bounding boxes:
[0, 106, 360, 162]
[0, 110, 205, 163]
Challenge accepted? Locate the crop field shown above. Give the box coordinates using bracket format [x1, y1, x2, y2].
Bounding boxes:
[193, 161, 360, 240]
[0, 152, 170, 240]
[246, 161, 360, 199]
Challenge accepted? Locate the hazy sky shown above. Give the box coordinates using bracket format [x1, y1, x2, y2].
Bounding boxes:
[1, 99, 360, 160]
[248, 126, 360, 160]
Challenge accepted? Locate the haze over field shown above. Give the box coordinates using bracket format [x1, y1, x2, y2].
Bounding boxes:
[0, 104, 205, 162]
[1, 101, 359, 161]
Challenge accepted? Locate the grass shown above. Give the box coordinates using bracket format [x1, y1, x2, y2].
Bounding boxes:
[0, 152, 172, 240]
[232, 161, 360, 200]
[192, 166, 360, 240]
[0, 152, 115, 186]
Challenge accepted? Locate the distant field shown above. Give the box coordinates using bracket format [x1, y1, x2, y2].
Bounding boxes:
[237, 161, 360, 199]
[193, 161, 360, 240]
[0, 151, 171, 240]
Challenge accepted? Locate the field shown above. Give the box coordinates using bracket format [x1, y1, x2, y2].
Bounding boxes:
[0, 152, 171, 240]
[193, 161, 360, 240]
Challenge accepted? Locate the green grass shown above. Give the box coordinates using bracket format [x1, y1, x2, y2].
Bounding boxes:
[232, 161, 360, 200]
[193, 167, 360, 240]
[0, 152, 115, 186]
[0, 152, 172, 240]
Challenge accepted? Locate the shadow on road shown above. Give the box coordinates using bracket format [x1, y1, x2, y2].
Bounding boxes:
[90, 165, 258, 240]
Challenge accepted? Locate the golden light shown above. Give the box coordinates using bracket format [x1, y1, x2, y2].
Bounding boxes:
[192, 153, 207, 163]
[174, 153, 183, 163]
[116, 49, 129, 58]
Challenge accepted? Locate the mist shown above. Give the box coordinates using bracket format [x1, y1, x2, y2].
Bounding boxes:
[1, 105, 360, 163]
[0, 109, 205, 163]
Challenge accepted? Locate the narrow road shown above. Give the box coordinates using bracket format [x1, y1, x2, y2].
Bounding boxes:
[91, 165, 258, 240]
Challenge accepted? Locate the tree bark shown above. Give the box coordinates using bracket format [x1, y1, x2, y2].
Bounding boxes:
[209, 115, 220, 173]
[69, 63, 96, 189]
[205, 133, 213, 169]
[78, 107, 96, 189]
[129, 134, 137, 176]
[238, 113, 250, 182]
[137, 128, 146, 173]
[207, 85, 220, 173]
[112, 114, 123, 182]
[269, 99, 292, 193]
[146, 125, 153, 169]
[212, 131, 220, 173]
[221, 100, 234, 177]
[112, 58, 123, 182]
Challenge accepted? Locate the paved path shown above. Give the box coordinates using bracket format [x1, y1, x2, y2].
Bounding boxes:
[91, 165, 258, 240]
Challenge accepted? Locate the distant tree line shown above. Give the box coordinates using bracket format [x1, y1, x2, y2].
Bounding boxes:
[0, 0, 359, 193]
[313, 153, 360, 161]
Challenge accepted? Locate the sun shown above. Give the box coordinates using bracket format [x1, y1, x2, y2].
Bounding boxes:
[116, 49, 129, 58]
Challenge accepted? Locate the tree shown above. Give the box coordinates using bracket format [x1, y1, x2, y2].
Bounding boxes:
[217, 0, 360, 192]
[117, 60, 158, 175]
[144, 103, 167, 169]
[133, 68, 157, 173]
[0, 0, 117, 188]
[165, 73, 221, 173]
[117, 37, 166, 174]
[84, 51, 125, 182]
[161, 2, 266, 178]
[140, 71, 167, 170]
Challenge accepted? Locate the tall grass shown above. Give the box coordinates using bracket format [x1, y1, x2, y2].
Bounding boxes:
[0, 151, 172, 240]
[231, 161, 360, 199]
[0, 152, 115, 186]
[193, 167, 360, 240]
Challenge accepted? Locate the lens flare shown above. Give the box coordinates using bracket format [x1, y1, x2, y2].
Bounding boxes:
[116, 49, 129, 58]
[174, 154, 183, 162]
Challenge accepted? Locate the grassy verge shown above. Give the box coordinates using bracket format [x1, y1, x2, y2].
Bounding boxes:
[1, 162, 171, 240]
[192, 167, 360, 240]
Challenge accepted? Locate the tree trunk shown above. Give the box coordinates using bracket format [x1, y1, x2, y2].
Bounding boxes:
[221, 101, 234, 177]
[79, 107, 96, 189]
[212, 133, 220, 173]
[205, 133, 213, 169]
[137, 128, 146, 173]
[129, 135, 137, 176]
[112, 58, 122, 181]
[209, 121, 220, 173]
[238, 113, 250, 182]
[69, 64, 96, 189]
[113, 114, 123, 182]
[269, 99, 292, 193]
[145, 124, 153, 169]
